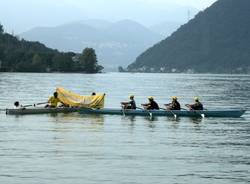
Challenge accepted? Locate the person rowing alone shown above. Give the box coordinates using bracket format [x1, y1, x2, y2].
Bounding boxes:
[121, 95, 136, 109]
[164, 96, 181, 110]
[185, 97, 204, 110]
[141, 97, 159, 110]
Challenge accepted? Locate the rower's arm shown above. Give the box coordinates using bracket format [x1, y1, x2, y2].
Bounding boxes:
[164, 103, 171, 106]
[185, 104, 195, 110]
[48, 97, 52, 103]
[121, 102, 129, 105]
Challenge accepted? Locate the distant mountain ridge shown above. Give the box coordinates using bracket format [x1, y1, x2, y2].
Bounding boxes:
[20, 19, 165, 68]
[128, 0, 250, 73]
[1, 0, 199, 33]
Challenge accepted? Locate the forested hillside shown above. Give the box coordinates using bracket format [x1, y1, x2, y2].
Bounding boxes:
[128, 0, 250, 73]
[0, 24, 102, 73]
[20, 19, 163, 68]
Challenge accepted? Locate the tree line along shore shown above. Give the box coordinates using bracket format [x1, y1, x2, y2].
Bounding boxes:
[0, 24, 103, 73]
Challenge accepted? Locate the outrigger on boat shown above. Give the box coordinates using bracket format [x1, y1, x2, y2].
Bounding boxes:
[5, 107, 246, 118]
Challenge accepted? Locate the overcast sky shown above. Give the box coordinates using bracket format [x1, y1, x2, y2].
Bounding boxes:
[0, 0, 217, 33]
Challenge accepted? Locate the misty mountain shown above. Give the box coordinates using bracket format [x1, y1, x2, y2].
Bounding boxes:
[73, 19, 113, 29]
[128, 0, 250, 73]
[20, 19, 164, 67]
[1, 0, 200, 33]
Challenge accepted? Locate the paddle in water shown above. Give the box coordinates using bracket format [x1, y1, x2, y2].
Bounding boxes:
[200, 112, 205, 118]
[160, 108, 177, 119]
[184, 106, 205, 118]
[121, 105, 126, 116]
[137, 107, 153, 119]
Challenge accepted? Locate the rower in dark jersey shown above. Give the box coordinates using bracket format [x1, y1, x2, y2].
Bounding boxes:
[121, 95, 137, 109]
[185, 97, 203, 110]
[141, 96, 159, 110]
[164, 96, 181, 110]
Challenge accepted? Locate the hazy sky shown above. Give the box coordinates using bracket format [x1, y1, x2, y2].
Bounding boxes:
[0, 0, 217, 33]
[57, 0, 217, 9]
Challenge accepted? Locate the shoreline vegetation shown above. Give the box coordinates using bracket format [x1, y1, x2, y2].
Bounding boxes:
[118, 66, 250, 74]
[0, 24, 103, 73]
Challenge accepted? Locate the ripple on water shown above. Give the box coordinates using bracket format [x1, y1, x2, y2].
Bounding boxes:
[0, 73, 250, 184]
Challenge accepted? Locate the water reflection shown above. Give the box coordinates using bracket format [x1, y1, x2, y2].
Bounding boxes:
[50, 113, 104, 124]
[166, 116, 181, 122]
[146, 121, 156, 129]
[121, 116, 136, 127]
[45, 114, 106, 137]
[189, 117, 203, 124]
[1, 73, 250, 184]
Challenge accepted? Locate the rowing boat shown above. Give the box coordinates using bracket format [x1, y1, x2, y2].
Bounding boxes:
[5, 107, 246, 117]
[5, 107, 79, 115]
[79, 108, 245, 117]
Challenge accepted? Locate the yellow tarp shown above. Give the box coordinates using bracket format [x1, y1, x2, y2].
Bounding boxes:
[56, 87, 105, 108]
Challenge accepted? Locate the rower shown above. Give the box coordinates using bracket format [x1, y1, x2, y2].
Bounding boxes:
[185, 97, 203, 110]
[164, 96, 181, 110]
[141, 97, 159, 110]
[121, 95, 137, 109]
[46, 92, 60, 108]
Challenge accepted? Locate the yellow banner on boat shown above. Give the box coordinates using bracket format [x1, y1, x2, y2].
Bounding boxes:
[56, 87, 105, 109]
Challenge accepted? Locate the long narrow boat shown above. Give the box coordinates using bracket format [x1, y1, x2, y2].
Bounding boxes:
[5, 107, 246, 117]
[79, 108, 245, 118]
[6, 107, 79, 115]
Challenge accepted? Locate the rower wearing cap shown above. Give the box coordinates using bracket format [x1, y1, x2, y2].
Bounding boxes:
[121, 95, 137, 109]
[185, 97, 203, 110]
[164, 96, 181, 110]
[141, 96, 159, 110]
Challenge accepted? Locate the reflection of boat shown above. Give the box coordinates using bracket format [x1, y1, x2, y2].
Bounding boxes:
[6, 107, 246, 118]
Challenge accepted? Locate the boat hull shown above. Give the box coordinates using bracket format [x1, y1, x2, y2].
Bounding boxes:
[6, 107, 246, 118]
[79, 108, 245, 118]
[6, 107, 79, 115]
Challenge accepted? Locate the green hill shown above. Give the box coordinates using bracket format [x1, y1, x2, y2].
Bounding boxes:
[128, 0, 250, 73]
[0, 24, 102, 73]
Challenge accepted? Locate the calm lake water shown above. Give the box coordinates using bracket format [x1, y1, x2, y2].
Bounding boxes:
[0, 73, 249, 184]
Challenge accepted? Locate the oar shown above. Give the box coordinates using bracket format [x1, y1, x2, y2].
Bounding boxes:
[188, 85, 206, 117]
[198, 110, 205, 118]
[160, 108, 177, 119]
[137, 107, 153, 119]
[36, 102, 48, 106]
[121, 105, 126, 116]
[23, 102, 47, 108]
[184, 105, 205, 118]
[0, 101, 47, 111]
